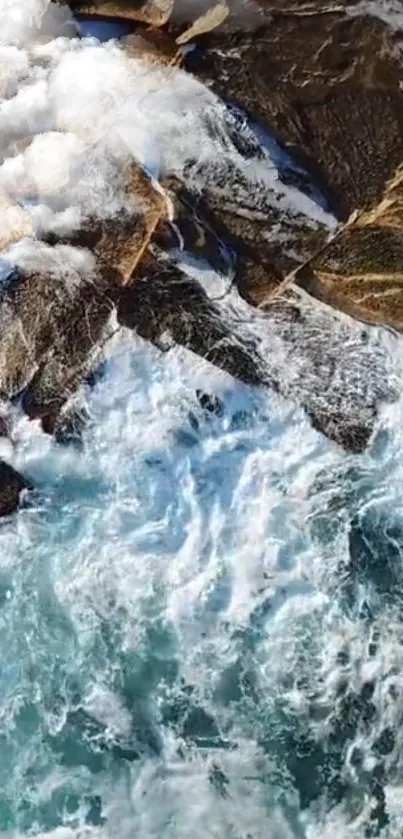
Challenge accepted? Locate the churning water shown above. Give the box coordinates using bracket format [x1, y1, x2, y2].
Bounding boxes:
[2, 2, 403, 838]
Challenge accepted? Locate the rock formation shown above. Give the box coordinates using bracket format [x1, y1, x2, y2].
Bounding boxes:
[1, 0, 403, 514]
[294, 166, 403, 331]
[0, 459, 32, 517]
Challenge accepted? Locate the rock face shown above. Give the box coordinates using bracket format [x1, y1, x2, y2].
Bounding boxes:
[295, 166, 403, 331]
[0, 460, 31, 517]
[0, 0, 401, 465]
[0, 162, 167, 432]
[118, 241, 395, 452]
[185, 9, 403, 221]
[117, 250, 264, 387]
[69, 0, 174, 26]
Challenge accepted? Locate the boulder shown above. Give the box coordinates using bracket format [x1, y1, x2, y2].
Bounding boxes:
[0, 161, 167, 431]
[0, 459, 31, 517]
[294, 166, 403, 331]
[184, 9, 403, 223]
[68, 0, 174, 26]
[117, 250, 264, 386]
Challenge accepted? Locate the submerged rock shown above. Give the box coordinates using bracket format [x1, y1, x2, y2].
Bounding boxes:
[0, 459, 31, 517]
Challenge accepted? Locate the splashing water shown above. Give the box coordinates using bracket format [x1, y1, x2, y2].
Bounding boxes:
[2, 3, 403, 839]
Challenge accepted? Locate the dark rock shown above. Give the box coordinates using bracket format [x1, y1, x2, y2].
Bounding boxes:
[117, 252, 264, 386]
[347, 510, 403, 603]
[307, 406, 375, 454]
[0, 459, 32, 517]
[48, 706, 140, 774]
[181, 6, 403, 328]
[53, 405, 90, 446]
[0, 414, 9, 438]
[295, 173, 403, 331]
[0, 162, 167, 431]
[119, 248, 396, 452]
[196, 390, 224, 416]
[185, 11, 403, 221]
[160, 177, 235, 279]
[15, 270, 114, 432]
[182, 705, 220, 742]
[208, 762, 230, 798]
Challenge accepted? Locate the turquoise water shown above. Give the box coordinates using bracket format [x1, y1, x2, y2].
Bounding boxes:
[2, 3, 403, 836]
[1, 331, 403, 838]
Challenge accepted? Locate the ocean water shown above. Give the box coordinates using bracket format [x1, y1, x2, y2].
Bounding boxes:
[2, 3, 403, 839]
[2, 326, 403, 839]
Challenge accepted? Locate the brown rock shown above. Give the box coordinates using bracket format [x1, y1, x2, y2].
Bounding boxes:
[118, 250, 264, 385]
[294, 166, 403, 331]
[0, 161, 167, 430]
[184, 10, 403, 222]
[0, 191, 34, 254]
[121, 28, 182, 65]
[175, 3, 229, 44]
[69, 0, 174, 26]
[163, 139, 331, 308]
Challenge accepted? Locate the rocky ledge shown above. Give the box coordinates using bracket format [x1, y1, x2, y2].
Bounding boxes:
[2, 0, 403, 510]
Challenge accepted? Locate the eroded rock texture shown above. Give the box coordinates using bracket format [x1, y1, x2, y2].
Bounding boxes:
[0, 0, 401, 467]
[295, 167, 403, 331]
[68, 0, 174, 26]
[185, 9, 403, 221]
[0, 162, 167, 431]
[0, 460, 32, 517]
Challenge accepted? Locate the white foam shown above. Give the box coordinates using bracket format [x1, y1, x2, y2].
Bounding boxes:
[0, 0, 335, 268]
[0, 3, 401, 838]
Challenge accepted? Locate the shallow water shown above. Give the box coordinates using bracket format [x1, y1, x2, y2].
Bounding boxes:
[2, 2, 403, 838]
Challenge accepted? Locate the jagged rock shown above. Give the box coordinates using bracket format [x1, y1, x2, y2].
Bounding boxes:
[42, 161, 167, 285]
[0, 162, 167, 431]
[70, 0, 230, 40]
[0, 459, 31, 516]
[175, 2, 229, 44]
[163, 135, 332, 308]
[294, 166, 403, 331]
[69, 0, 174, 26]
[117, 251, 264, 385]
[118, 248, 394, 451]
[121, 28, 182, 65]
[185, 10, 403, 223]
[52, 403, 90, 445]
[196, 389, 224, 416]
[160, 175, 235, 279]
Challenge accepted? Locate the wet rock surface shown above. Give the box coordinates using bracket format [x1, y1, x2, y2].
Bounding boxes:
[0, 162, 166, 434]
[117, 251, 264, 386]
[0, 0, 401, 477]
[295, 167, 403, 331]
[0, 459, 32, 517]
[185, 10, 403, 220]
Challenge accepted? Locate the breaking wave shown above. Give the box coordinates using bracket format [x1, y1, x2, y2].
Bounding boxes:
[1, 3, 403, 839]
